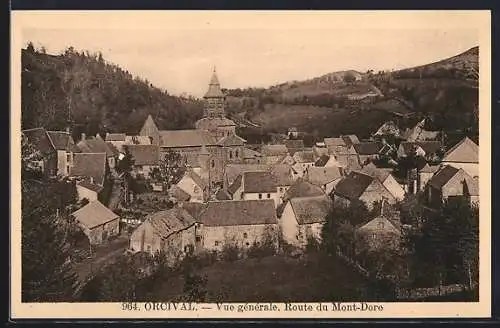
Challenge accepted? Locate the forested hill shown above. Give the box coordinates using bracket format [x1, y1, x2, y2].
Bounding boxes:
[21, 44, 204, 138]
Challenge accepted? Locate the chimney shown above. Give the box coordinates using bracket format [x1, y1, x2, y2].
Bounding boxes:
[90, 176, 94, 184]
[81, 133, 86, 141]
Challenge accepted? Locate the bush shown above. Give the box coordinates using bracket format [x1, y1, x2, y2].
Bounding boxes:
[247, 240, 276, 259]
[305, 236, 321, 254]
[221, 243, 240, 262]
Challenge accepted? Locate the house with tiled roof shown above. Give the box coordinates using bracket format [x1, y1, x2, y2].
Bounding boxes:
[281, 179, 326, 211]
[304, 166, 344, 194]
[404, 119, 440, 142]
[352, 142, 383, 166]
[229, 171, 279, 206]
[418, 163, 441, 192]
[359, 163, 405, 201]
[71, 200, 120, 245]
[333, 171, 396, 210]
[442, 137, 479, 178]
[124, 144, 160, 178]
[198, 199, 279, 251]
[242, 147, 263, 164]
[21, 127, 58, 177]
[270, 164, 295, 202]
[46, 130, 81, 176]
[105, 133, 127, 152]
[129, 207, 198, 262]
[324, 137, 348, 157]
[176, 169, 209, 203]
[280, 195, 332, 249]
[283, 139, 305, 156]
[223, 163, 271, 189]
[291, 150, 315, 178]
[463, 176, 479, 206]
[261, 144, 289, 165]
[427, 165, 474, 207]
[77, 133, 118, 169]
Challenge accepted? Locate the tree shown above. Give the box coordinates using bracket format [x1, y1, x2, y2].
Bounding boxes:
[21, 133, 43, 177]
[343, 72, 357, 84]
[26, 41, 35, 53]
[150, 150, 187, 191]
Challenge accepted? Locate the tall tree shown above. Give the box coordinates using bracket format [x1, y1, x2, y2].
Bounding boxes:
[150, 151, 187, 191]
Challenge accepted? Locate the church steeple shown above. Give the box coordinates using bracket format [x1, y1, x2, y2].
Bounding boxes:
[204, 67, 225, 99]
[203, 67, 225, 118]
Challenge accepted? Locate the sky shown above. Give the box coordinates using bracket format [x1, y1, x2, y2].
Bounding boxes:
[16, 11, 483, 97]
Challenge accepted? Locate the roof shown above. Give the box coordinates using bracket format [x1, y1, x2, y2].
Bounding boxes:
[324, 137, 347, 148]
[420, 163, 440, 174]
[105, 133, 126, 141]
[124, 144, 159, 166]
[159, 130, 217, 148]
[196, 117, 237, 131]
[105, 142, 120, 156]
[182, 169, 208, 190]
[242, 147, 262, 159]
[77, 137, 116, 157]
[168, 185, 191, 202]
[72, 200, 119, 229]
[373, 121, 402, 137]
[341, 135, 360, 146]
[145, 207, 196, 239]
[443, 137, 479, 163]
[204, 70, 225, 98]
[359, 163, 392, 182]
[140, 114, 159, 135]
[313, 146, 329, 159]
[270, 164, 294, 186]
[224, 163, 271, 185]
[76, 180, 104, 193]
[465, 177, 479, 196]
[179, 202, 207, 219]
[284, 178, 326, 201]
[284, 139, 305, 155]
[70, 153, 107, 186]
[293, 150, 315, 163]
[353, 142, 383, 155]
[428, 165, 460, 189]
[243, 171, 277, 193]
[46, 131, 80, 152]
[334, 171, 374, 200]
[22, 127, 55, 156]
[124, 135, 152, 145]
[261, 144, 288, 157]
[227, 174, 242, 195]
[314, 155, 331, 167]
[304, 166, 343, 186]
[217, 133, 246, 146]
[289, 196, 332, 225]
[199, 200, 277, 226]
[400, 141, 443, 155]
[215, 189, 232, 201]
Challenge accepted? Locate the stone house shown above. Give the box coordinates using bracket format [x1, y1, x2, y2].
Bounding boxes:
[198, 199, 279, 251]
[280, 195, 332, 248]
[303, 166, 344, 195]
[441, 137, 479, 178]
[124, 144, 160, 179]
[129, 207, 198, 263]
[359, 163, 405, 201]
[270, 164, 295, 203]
[418, 163, 440, 192]
[352, 142, 383, 166]
[242, 147, 263, 164]
[261, 144, 289, 165]
[333, 171, 396, 210]
[229, 171, 279, 206]
[76, 180, 103, 202]
[281, 178, 326, 205]
[283, 139, 305, 156]
[77, 133, 118, 170]
[105, 133, 127, 152]
[291, 150, 315, 178]
[69, 152, 109, 203]
[324, 137, 349, 157]
[71, 200, 120, 245]
[427, 165, 474, 207]
[176, 169, 209, 203]
[223, 163, 271, 190]
[46, 130, 81, 176]
[463, 176, 479, 206]
[21, 127, 58, 177]
[341, 134, 361, 147]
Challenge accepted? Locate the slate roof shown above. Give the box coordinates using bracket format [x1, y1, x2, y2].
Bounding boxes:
[46, 131, 80, 152]
[353, 142, 383, 155]
[261, 144, 289, 157]
[341, 135, 360, 147]
[243, 171, 277, 193]
[145, 207, 196, 239]
[324, 137, 347, 148]
[179, 202, 207, 220]
[70, 153, 107, 186]
[140, 114, 159, 135]
[304, 166, 343, 186]
[224, 164, 270, 185]
[77, 137, 116, 157]
[399, 141, 442, 155]
[204, 70, 225, 98]
[77, 180, 104, 193]
[242, 147, 262, 159]
[270, 164, 294, 186]
[159, 130, 217, 148]
[284, 139, 305, 155]
[124, 144, 159, 166]
[428, 165, 460, 189]
[105, 142, 120, 156]
[71, 200, 119, 229]
[105, 133, 126, 141]
[359, 163, 392, 182]
[283, 178, 326, 201]
[443, 137, 479, 163]
[314, 155, 331, 167]
[293, 150, 315, 163]
[199, 200, 277, 226]
[168, 185, 191, 202]
[289, 196, 332, 225]
[217, 133, 246, 146]
[215, 189, 232, 201]
[334, 171, 374, 200]
[22, 127, 55, 156]
[227, 174, 242, 195]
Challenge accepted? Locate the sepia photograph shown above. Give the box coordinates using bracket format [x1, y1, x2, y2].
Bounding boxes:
[10, 10, 491, 319]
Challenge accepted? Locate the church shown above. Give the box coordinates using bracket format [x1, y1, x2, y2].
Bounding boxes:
[139, 68, 246, 189]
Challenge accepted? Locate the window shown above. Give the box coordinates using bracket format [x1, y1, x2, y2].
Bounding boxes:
[243, 233, 248, 239]
[258, 193, 262, 199]
[229, 151, 233, 159]
[246, 242, 250, 246]
[66, 153, 71, 163]
[214, 241, 219, 247]
[235, 150, 239, 158]
[196, 236, 202, 242]
[211, 160, 215, 168]
[377, 221, 385, 229]
[267, 193, 271, 199]
[279, 187, 283, 192]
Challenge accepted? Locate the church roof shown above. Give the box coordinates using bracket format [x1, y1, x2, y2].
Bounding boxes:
[218, 134, 246, 146]
[195, 117, 236, 130]
[158, 130, 217, 148]
[140, 114, 159, 135]
[204, 70, 225, 98]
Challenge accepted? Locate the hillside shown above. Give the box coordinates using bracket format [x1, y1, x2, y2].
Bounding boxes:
[21, 44, 204, 139]
[226, 46, 479, 140]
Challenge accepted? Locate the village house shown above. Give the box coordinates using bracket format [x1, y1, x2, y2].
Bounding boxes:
[441, 137, 479, 178]
[341, 134, 361, 147]
[288, 127, 299, 139]
[176, 169, 209, 203]
[404, 118, 440, 142]
[279, 179, 327, 215]
[168, 185, 192, 202]
[333, 171, 396, 210]
[355, 201, 402, 254]
[21, 127, 58, 177]
[418, 163, 441, 192]
[77, 133, 118, 170]
[46, 130, 81, 176]
[242, 147, 263, 164]
[215, 188, 232, 201]
[69, 152, 109, 203]
[324, 137, 349, 157]
[223, 163, 271, 190]
[229, 171, 279, 206]
[359, 163, 405, 201]
[291, 150, 315, 178]
[129, 207, 198, 263]
[303, 166, 344, 194]
[71, 200, 120, 245]
[198, 199, 279, 251]
[372, 120, 403, 141]
[283, 139, 305, 156]
[270, 164, 295, 203]
[280, 195, 332, 249]
[463, 176, 479, 206]
[352, 142, 383, 166]
[427, 165, 474, 207]
[261, 144, 289, 165]
[124, 144, 160, 179]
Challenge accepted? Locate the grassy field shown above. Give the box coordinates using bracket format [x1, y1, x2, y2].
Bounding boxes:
[139, 253, 371, 302]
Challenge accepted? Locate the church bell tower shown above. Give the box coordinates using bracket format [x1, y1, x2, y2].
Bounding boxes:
[203, 67, 225, 118]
